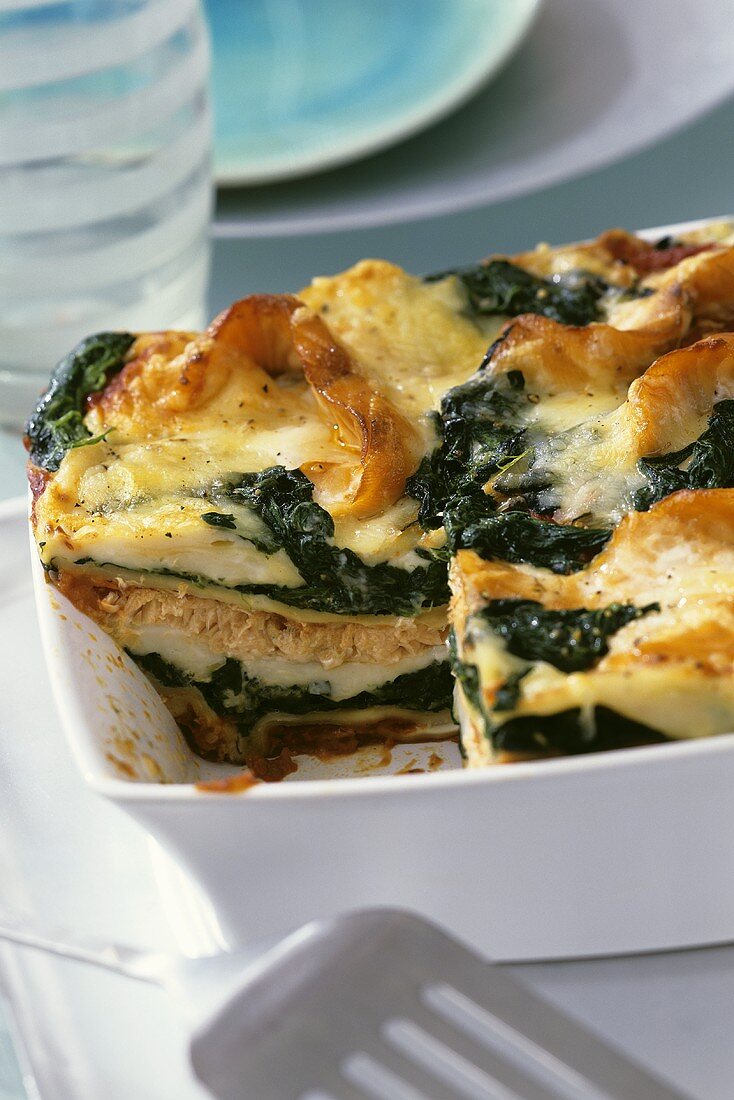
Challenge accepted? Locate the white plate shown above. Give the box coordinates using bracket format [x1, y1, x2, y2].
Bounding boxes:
[214, 0, 734, 235]
[29, 216, 734, 960]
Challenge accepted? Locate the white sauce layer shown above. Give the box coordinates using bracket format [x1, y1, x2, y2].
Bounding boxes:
[128, 619, 448, 700]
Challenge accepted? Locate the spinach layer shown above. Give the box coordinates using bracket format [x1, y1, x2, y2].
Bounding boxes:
[475, 599, 659, 673]
[407, 358, 612, 575]
[199, 466, 449, 615]
[135, 651, 453, 743]
[438, 390, 734, 579]
[448, 506, 612, 575]
[453, 598, 660, 752]
[25, 332, 135, 471]
[448, 630, 482, 715]
[491, 707, 669, 757]
[451, 643, 667, 757]
[453, 600, 663, 755]
[492, 669, 530, 712]
[633, 399, 734, 511]
[426, 260, 611, 326]
[495, 399, 734, 526]
[406, 351, 528, 530]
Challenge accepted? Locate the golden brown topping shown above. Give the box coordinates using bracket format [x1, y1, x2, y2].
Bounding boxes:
[625, 333, 734, 454]
[487, 296, 691, 393]
[213, 296, 418, 517]
[87, 330, 196, 420]
[89, 294, 419, 519]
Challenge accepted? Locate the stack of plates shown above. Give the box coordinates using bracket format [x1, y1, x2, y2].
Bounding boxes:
[209, 0, 734, 236]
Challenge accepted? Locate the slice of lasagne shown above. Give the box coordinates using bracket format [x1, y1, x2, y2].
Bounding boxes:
[26, 222, 734, 774]
[442, 231, 734, 763]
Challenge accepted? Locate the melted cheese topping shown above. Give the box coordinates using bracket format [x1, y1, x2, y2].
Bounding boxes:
[511, 333, 734, 524]
[37, 236, 734, 611]
[510, 238, 636, 285]
[300, 260, 503, 443]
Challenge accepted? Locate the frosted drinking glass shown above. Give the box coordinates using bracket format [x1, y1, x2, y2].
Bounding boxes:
[0, 0, 213, 426]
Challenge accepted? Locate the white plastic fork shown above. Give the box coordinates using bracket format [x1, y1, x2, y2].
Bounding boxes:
[0, 910, 692, 1100]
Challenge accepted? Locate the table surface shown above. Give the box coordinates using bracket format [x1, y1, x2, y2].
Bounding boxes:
[3, 92, 734, 1100]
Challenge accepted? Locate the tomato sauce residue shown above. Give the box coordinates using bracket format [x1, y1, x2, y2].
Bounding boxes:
[599, 230, 715, 276]
[26, 464, 52, 522]
[270, 717, 413, 754]
[233, 717, 421, 781]
[105, 752, 137, 779]
[394, 748, 450, 775]
[631, 242, 714, 276]
[250, 749, 298, 782]
[195, 770, 260, 794]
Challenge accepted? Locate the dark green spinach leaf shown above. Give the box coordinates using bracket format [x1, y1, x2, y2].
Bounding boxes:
[448, 640, 667, 755]
[490, 706, 669, 757]
[493, 669, 530, 712]
[475, 599, 659, 673]
[200, 512, 237, 531]
[427, 260, 610, 326]
[25, 332, 135, 471]
[407, 353, 611, 574]
[633, 399, 734, 511]
[448, 630, 482, 715]
[449, 509, 612, 574]
[406, 355, 529, 528]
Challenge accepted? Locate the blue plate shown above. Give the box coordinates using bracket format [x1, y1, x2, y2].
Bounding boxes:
[205, 0, 540, 185]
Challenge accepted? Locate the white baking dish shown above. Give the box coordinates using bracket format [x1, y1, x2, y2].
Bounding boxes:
[31, 217, 734, 962]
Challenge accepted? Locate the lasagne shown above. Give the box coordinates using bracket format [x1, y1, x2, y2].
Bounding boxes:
[26, 221, 734, 775]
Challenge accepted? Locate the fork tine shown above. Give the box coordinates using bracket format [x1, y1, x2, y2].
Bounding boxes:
[345, 1043, 506, 1100]
[423, 982, 612, 1100]
[342, 1050, 446, 1100]
[422, 963, 691, 1100]
[382, 1014, 552, 1100]
[300, 1093, 352, 1100]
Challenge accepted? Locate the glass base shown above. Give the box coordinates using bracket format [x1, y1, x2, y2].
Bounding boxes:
[0, 370, 49, 431]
